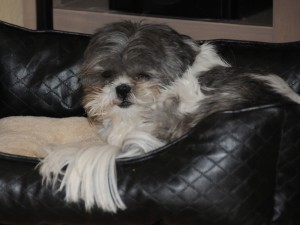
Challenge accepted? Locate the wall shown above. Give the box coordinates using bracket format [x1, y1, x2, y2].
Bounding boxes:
[0, 0, 24, 26]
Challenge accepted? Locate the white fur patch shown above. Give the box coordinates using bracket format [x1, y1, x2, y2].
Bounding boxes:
[112, 76, 132, 88]
[159, 70, 205, 116]
[100, 106, 143, 146]
[251, 74, 300, 104]
[120, 130, 166, 158]
[190, 42, 230, 74]
[158, 43, 228, 116]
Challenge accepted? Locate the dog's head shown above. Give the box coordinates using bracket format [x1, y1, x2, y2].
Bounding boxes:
[80, 21, 199, 124]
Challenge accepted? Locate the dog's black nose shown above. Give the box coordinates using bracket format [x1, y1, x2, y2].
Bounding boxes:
[116, 84, 131, 99]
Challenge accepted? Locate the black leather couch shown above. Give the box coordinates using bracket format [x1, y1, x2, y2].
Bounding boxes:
[0, 21, 299, 225]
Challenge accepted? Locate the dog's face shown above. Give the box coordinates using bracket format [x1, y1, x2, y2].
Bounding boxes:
[80, 21, 198, 125]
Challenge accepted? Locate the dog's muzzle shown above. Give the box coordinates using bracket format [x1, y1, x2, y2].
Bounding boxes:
[116, 84, 132, 108]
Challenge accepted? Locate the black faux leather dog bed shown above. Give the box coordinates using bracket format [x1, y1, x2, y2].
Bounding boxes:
[0, 21, 300, 225]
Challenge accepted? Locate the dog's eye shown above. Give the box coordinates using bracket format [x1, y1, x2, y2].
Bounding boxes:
[101, 70, 114, 79]
[135, 73, 151, 81]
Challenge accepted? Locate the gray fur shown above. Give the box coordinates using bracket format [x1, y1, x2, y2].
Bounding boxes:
[80, 21, 197, 88]
[153, 66, 297, 141]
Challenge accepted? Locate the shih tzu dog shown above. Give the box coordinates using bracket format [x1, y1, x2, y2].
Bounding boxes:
[30, 21, 300, 213]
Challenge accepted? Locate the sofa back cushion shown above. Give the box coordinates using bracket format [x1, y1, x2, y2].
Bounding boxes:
[0, 22, 89, 118]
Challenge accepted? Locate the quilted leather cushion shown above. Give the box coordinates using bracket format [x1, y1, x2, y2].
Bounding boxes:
[271, 105, 300, 225]
[0, 105, 293, 225]
[215, 40, 300, 94]
[0, 22, 89, 118]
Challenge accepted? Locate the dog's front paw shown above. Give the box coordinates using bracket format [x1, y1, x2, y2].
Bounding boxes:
[39, 145, 79, 188]
[120, 131, 166, 158]
[39, 144, 126, 213]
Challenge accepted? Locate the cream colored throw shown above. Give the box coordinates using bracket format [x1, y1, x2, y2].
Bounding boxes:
[0, 116, 98, 157]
